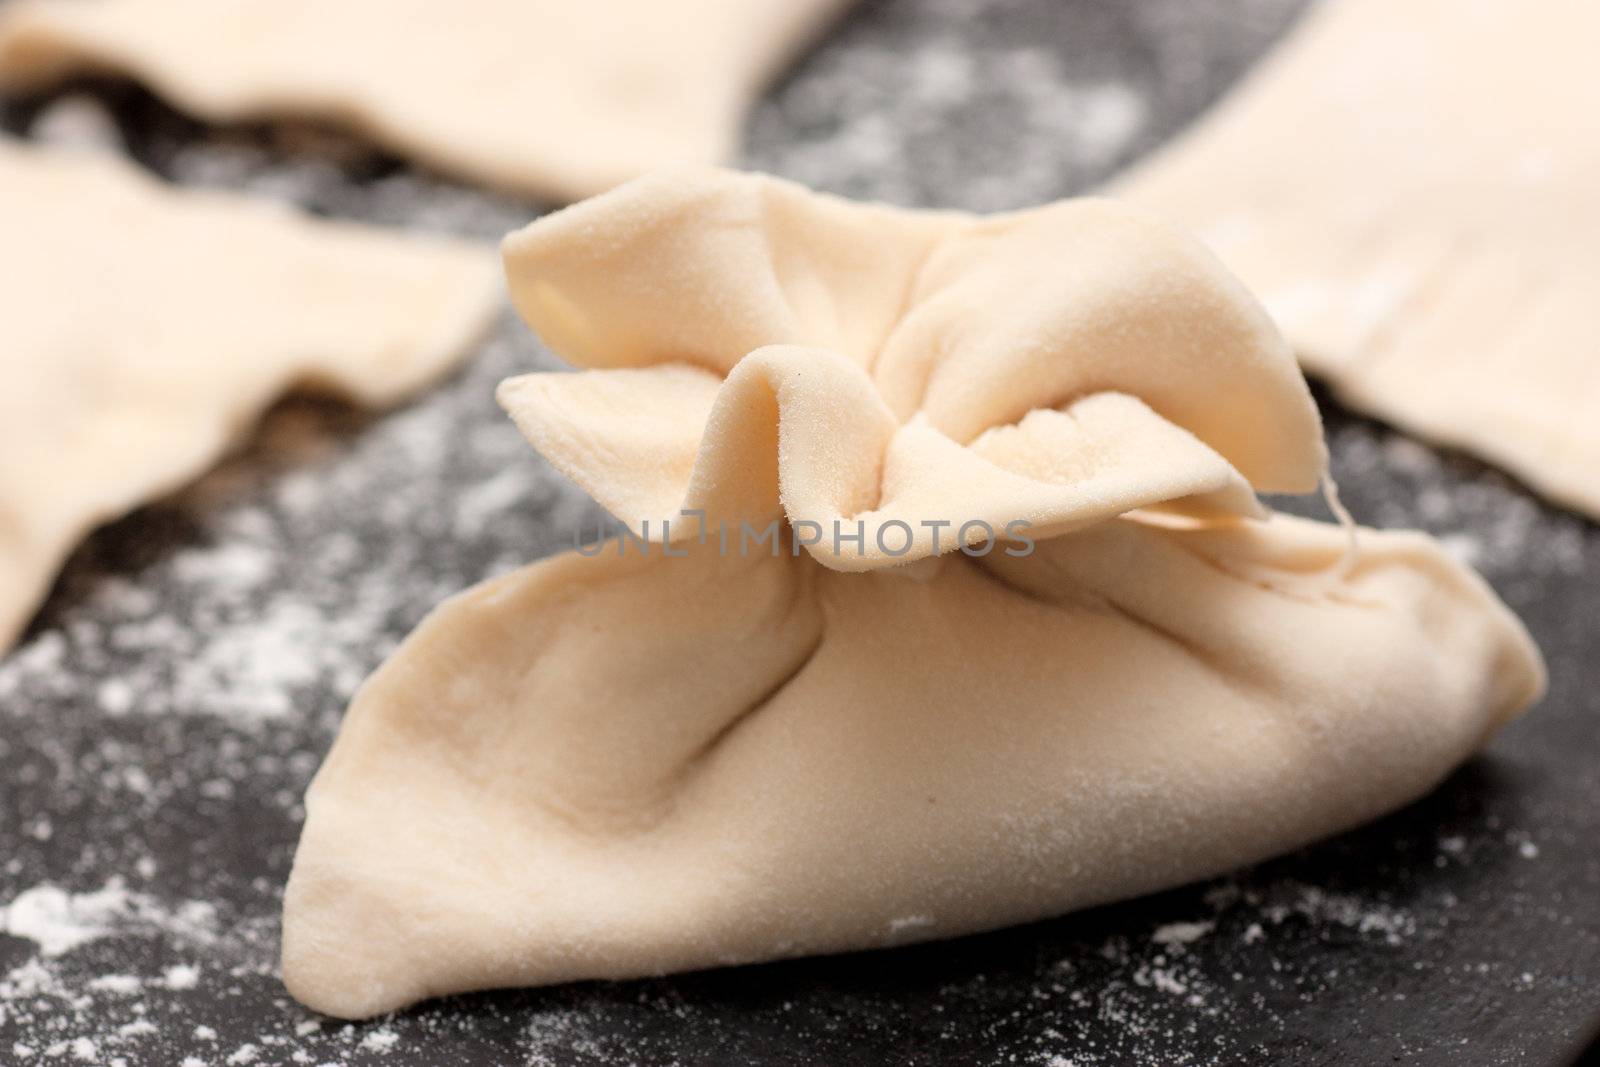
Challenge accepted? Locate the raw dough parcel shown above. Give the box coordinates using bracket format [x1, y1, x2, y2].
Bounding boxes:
[1114, 0, 1600, 517]
[282, 170, 1544, 1019]
[0, 138, 499, 655]
[0, 0, 853, 202]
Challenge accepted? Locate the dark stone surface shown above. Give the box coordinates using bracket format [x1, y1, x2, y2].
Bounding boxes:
[2, 1, 1596, 1063]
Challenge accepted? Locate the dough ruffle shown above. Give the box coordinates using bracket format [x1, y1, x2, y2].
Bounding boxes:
[498, 169, 1324, 569]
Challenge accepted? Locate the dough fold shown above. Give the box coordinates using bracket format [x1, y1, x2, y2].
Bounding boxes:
[497, 169, 1322, 567]
[1112, 0, 1600, 517]
[0, 0, 853, 201]
[282, 169, 1544, 1019]
[0, 137, 499, 654]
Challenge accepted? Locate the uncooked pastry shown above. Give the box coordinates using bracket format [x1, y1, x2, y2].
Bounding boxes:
[0, 136, 499, 655]
[1112, 0, 1600, 517]
[281, 169, 1544, 1019]
[0, 0, 854, 202]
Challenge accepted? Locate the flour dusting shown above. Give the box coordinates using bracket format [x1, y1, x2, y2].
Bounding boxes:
[2, 881, 215, 959]
[1150, 920, 1214, 947]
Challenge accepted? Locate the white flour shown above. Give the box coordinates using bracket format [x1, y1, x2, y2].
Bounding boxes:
[2, 881, 215, 959]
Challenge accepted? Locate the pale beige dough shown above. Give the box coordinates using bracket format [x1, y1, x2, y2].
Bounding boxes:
[282, 170, 1544, 1018]
[0, 0, 853, 202]
[0, 137, 499, 655]
[494, 169, 1325, 568]
[1113, 0, 1600, 517]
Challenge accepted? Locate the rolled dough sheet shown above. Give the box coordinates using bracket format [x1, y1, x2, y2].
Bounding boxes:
[0, 136, 500, 655]
[0, 0, 854, 202]
[1113, 0, 1600, 518]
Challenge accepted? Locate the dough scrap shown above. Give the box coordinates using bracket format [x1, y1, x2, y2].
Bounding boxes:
[1112, 0, 1600, 517]
[0, 0, 853, 202]
[282, 169, 1544, 1018]
[0, 137, 499, 655]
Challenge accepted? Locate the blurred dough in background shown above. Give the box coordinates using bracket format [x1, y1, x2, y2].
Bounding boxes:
[1113, 0, 1600, 518]
[0, 0, 855, 202]
[0, 136, 500, 656]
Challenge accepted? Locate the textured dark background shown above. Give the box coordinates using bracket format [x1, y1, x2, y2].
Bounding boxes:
[2, 0, 1597, 1064]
